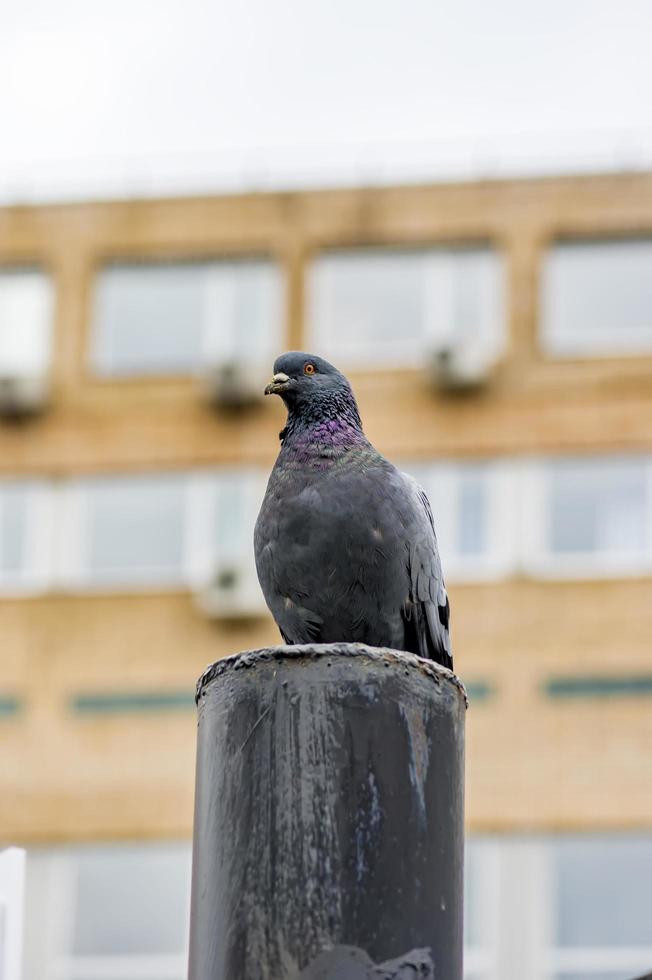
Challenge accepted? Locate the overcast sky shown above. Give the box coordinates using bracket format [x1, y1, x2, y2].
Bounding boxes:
[2, 0, 652, 202]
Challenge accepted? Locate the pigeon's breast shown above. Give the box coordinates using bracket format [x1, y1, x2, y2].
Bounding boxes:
[256, 457, 407, 603]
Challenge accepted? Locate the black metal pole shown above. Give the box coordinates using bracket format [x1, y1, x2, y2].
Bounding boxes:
[188, 643, 466, 980]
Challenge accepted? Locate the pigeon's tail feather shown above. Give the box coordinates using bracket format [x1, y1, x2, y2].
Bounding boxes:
[402, 600, 453, 670]
[424, 599, 453, 671]
[401, 601, 426, 659]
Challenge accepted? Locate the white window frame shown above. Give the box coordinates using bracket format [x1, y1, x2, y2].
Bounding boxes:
[543, 834, 652, 979]
[307, 245, 505, 369]
[464, 839, 502, 978]
[0, 481, 55, 595]
[410, 460, 517, 583]
[54, 468, 267, 597]
[518, 456, 652, 580]
[22, 838, 652, 980]
[463, 836, 652, 980]
[493, 839, 553, 980]
[541, 238, 652, 359]
[451, 461, 518, 581]
[308, 248, 427, 368]
[424, 248, 506, 359]
[22, 848, 189, 980]
[3, 454, 652, 598]
[200, 260, 284, 364]
[91, 258, 284, 378]
[55, 474, 192, 592]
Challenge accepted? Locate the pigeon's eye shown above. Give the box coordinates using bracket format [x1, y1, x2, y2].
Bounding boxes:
[304, 363, 316, 376]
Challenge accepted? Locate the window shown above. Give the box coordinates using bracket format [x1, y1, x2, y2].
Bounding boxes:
[406, 455, 652, 582]
[522, 457, 652, 577]
[549, 836, 652, 979]
[22, 843, 191, 980]
[0, 481, 53, 593]
[57, 469, 266, 594]
[92, 258, 283, 376]
[464, 840, 500, 978]
[458, 469, 489, 556]
[0, 484, 29, 575]
[404, 461, 517, 581]
[4, 456, 652, 596]
[23, 836, 652, 980]
[59, 473, 189, 588]
[549, 460, 647, 556]
[542, 238, 652, 356]
[308, 245, 504, 367]
[0, 268, 54, 375]
[464, 835, 652, 979]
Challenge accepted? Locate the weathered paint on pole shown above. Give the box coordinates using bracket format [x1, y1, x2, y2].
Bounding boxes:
[188, 643, 466, 980]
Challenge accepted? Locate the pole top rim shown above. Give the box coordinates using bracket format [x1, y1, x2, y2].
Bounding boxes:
[196, 642, 467, 706]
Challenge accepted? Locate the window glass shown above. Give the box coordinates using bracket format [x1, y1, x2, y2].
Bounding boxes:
[21, 835, 652, 979]
[543, 239, 652, 355]
[548, 460, 647, 555]
[84, 474, 186, 583]
[214, 473, 251, 562]
[553, 837, 652, 948]
[308, 246, 502, 366]
[94, 262, 205, 374]
[310, 250, 425, 360]
[92, 258, 281, 376]
[457, 469, 487, 556]
[0, 483, 29, 574]
[72, 843, 191, 955]
[202, 260, 281, 361]
[0, 268, 54, 374]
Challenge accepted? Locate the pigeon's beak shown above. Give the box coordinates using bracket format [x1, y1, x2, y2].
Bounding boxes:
[264, 372, 291, 395]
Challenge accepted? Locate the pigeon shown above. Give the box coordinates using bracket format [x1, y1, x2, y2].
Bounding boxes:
[254, 352, 452, 670]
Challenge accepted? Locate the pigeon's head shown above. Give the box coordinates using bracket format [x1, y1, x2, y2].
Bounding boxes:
[264, 351, 362, 430]
[265, 351, 349, 402]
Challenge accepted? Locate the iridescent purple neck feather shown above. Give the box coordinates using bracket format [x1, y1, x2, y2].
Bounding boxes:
[279, 379, 365, 454]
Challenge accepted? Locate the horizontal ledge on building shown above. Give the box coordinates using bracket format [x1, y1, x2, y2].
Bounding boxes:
[0, 696, 22, 719]
[465, 680, 494, 702]
[196, 642, 467, 705]
[545, 674, 652, 699]
[71, 691, 196, 715]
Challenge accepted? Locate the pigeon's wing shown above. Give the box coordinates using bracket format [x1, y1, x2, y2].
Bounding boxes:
[401, 474, 453, 670]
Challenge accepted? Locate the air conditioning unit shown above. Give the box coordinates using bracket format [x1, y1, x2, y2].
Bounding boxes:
[0, 373, 50, 419]
[426, 340, 499, 393]
[200, 359, 268, 410]
[195, 563, 268, 621]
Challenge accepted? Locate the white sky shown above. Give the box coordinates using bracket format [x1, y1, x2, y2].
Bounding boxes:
[2, 0, 652, 202]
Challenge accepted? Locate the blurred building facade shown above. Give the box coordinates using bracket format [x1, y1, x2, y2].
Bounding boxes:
[1, 173, 652, 978]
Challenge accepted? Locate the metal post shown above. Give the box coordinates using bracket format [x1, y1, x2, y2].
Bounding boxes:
[188, 643, 466, 980]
